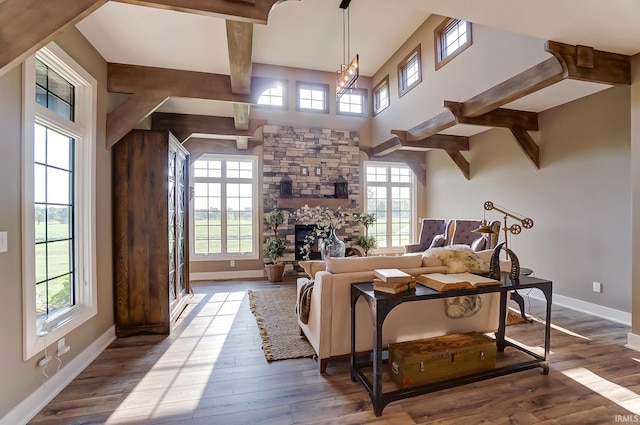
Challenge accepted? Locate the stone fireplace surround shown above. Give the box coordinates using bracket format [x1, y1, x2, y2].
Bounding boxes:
[262, 125, 361, 274]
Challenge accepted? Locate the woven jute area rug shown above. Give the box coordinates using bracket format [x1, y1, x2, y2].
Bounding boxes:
[248, 288, 316, 361]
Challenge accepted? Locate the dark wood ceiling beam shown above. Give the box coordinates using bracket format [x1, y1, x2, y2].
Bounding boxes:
[444, 101, 539, 131]
[392, 110, 457, 142]
[546, 41, 631, 85]
[0, 0, 106, 78]
[113, 0, 283, 24]
[106, 91, 170, 149]
[461, 57, 564, 118]
[509, 127, 540, 169]
[107, 63, 253, 103]
[151, 112, 266, 142]
[370, 136, 403, 156]
[446, 150, 470, 180]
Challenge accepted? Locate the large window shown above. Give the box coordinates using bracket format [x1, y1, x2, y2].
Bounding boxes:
[364, 162, 414, 249]
[191, 155, 259, 260]
[398, 45, 422, 97]
[23, 43, 97, 360]
[296, 81, 329, 113]
[373, 75, 390, 116]
[435, 19, 472, 70]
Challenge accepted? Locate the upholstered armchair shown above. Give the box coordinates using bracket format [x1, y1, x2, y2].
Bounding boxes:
[404, 219, 450, 253]
[449, 219, 501, 251]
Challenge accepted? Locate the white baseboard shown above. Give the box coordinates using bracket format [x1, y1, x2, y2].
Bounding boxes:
[527, 291, 631, 326]
[626, 332, 640, 352]
[190, 270, 265, 281]
[1, 326, 116, 425]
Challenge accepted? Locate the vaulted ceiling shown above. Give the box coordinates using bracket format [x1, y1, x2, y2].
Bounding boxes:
[2, 0, 638, 169]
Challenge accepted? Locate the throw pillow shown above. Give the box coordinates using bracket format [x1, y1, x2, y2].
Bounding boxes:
[471, 237, 486, 251]
[428, 234, 447, 248]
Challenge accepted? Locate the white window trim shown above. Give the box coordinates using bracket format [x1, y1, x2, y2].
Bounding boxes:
[22, 42, 97, 360]
[189, 154, 260, 262]
[363, 161, 416, 249]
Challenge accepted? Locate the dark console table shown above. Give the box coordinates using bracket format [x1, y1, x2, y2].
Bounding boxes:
[350, 273, 552, 416]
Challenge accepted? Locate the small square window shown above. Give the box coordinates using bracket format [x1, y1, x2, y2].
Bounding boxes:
[373, 75, 390, 116]
[256, 80, 286, 109]
[398, 45, 422, 97]
[337, 88, 367, 117]
[296, 82, 329, 113]
[435, 19, 472, 70]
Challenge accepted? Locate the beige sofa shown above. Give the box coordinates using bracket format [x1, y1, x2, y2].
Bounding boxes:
[296, 250, 505, 373]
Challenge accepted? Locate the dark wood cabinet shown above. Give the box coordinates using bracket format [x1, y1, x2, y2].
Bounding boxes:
[113, 130, 190, 337]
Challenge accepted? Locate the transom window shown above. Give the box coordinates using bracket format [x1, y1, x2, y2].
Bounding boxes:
[337, 88, 367, 117]
[364, 162, 414, 248]
[398, 45, 422, 97]
[373, 75, 390, 116]
[296, 81, 329, 113]
[23, 43, 97, 360]
[191, 155, 259, 259]
[435, 19, 472, 69]
[256, 80, 286, 109]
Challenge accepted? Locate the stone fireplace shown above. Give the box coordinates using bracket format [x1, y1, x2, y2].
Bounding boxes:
[262, 125, 361, 273]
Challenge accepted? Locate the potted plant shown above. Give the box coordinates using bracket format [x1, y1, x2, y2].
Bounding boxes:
[353, 212, 378, 256]
[264, 208, 286, 282]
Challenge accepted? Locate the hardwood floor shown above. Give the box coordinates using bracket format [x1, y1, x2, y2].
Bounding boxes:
[28, 278, 640, 424]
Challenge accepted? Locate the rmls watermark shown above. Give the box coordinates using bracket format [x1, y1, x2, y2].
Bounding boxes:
[615, 414, 640, 422]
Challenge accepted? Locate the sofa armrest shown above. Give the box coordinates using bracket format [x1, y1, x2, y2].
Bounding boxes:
[404, 243, 424, 253]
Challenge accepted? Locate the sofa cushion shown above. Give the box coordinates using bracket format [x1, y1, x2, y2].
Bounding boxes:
[299, 260, 327, 279]
[325, 255, 422, 274]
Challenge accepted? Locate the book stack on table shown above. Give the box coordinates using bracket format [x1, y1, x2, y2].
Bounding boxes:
[373, 269, 416, 294]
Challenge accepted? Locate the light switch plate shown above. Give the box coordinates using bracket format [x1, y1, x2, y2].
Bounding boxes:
[0, 231, 7, 253]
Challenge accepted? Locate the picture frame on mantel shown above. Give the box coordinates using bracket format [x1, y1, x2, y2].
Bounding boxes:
[301, 166, 309, 176]
[315, 167, 322, 176]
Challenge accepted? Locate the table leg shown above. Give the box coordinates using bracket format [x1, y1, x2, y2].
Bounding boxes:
[496, 291, 508, 352]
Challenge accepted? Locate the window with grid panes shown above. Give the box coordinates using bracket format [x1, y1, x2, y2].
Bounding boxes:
[398, 45, 422, 97]
[337, 88, 367, 117]
[296, 81, 329, 113]
[23, 43, 97, 360]
[436, 19, 472, 69]
[373, 76, 390, 115]
[256, 81, 286, 109]
[191, 155, 258, 259]
[364, 162, 414, 248]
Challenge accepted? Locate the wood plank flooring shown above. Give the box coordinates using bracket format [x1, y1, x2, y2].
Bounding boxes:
[28, 279, 640, 424]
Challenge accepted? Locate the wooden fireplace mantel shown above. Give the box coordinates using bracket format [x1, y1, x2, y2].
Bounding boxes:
[276, 197, 351, 209]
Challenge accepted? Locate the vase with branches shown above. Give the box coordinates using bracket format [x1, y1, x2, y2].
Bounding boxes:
[294, 205, 349, 260]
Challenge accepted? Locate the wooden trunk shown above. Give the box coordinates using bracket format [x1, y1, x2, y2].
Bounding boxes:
[389, 332, 496, 388]
[113, 130, 190, 337]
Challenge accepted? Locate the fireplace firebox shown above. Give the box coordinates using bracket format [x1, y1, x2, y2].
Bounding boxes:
[295, 225, 322, 260]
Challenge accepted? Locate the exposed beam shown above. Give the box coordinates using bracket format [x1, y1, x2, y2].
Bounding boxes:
[444, 101, 538, 131]
[151, 112, 266, 142]
[391, 131, 469, 151]
[395, 110, 457, 142]
[236, 136, 249, 150]
[233, 103, 251, 131]
[107, 63, 253, 104]
[0, 0, 106, 78]
[509, 127, 540, 169]
[371, 136, 403, 157]
[114, 0, 283, 24]
[461, 57, 564, 118]
[184, 138, 263, 162]
[106, 91, 170, 149]
[446, 150, 470, 181]
[546, 41, 631, 85]
[226, 20, 254, 95]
